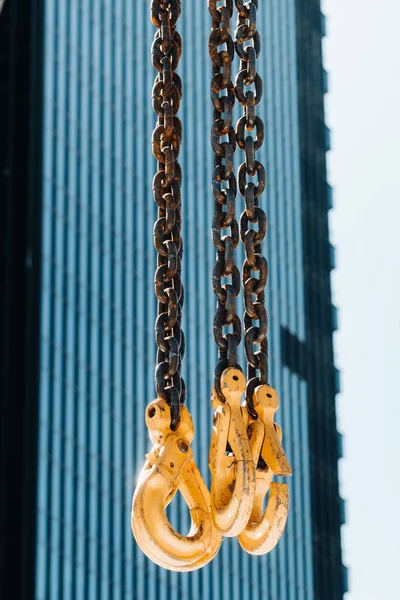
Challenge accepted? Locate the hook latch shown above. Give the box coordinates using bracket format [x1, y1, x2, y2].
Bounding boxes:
[131, 399, 222, 571]
[238, 385, 291, 555]
[209, 368, 256, 537]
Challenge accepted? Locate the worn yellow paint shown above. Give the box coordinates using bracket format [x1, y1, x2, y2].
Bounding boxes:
[237, 386, 291, 555]
[131, 399, 222, 571]
[253, 385, 292, 476]
[209, 368, 256, 537]
[132, 380, 292, 567]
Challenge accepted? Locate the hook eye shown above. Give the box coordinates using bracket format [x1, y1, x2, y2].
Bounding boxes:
[209, 368, 256, 537]
[132, 400, 222, 571]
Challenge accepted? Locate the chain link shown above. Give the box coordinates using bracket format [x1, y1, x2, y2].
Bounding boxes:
[234, 0, 269, 417]
[151, 0, 185, 430]
[209, 0, 243, 399]
[150, 0, 269, 417]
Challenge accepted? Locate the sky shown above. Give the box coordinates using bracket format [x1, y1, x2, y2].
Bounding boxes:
[323, 1, 400, 598]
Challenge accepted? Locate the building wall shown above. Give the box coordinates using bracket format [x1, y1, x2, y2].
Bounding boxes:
[294, 1, 345, 597]
[36, 1, 319, 599]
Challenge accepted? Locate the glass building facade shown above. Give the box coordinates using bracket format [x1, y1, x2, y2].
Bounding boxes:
[0, 1, 345, 599]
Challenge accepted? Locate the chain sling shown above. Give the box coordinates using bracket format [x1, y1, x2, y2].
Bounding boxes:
[132, 0, 292, 570]
[151, 0, 185, 432]
[132, 1, 222, 571]
[208, 0, 292, 549]
[234, 0, 269, 414]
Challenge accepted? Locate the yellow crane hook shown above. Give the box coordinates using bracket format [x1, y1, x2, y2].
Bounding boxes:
[208, 368, 256, 537]
[238, 385, 292, 555]
[131, 399, 222, 571]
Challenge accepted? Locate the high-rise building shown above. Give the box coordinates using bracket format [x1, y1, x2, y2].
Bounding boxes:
[1, 1, 346, 599]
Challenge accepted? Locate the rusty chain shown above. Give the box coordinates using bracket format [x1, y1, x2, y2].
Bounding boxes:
[151, 0, 185, 430]
[150, 0, 268, 422]
[208, 1, 269, 412]
[208, 0, 243, 400]
[234, 0, 269, 418]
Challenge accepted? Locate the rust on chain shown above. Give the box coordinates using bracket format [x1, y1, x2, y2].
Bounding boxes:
[151, 0, 185, 430]
[208, 0, 243, 400]
[234, 0, 269, 418]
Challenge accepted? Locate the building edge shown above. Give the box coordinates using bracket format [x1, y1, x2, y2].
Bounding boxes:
[0, 1, 44, 598]
[294, 2, 346, 598]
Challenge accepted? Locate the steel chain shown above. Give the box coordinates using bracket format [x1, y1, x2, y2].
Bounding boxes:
[151, 0, 185, 430]
[234, 0, 269, 417]
[208, 0, 243, 399]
